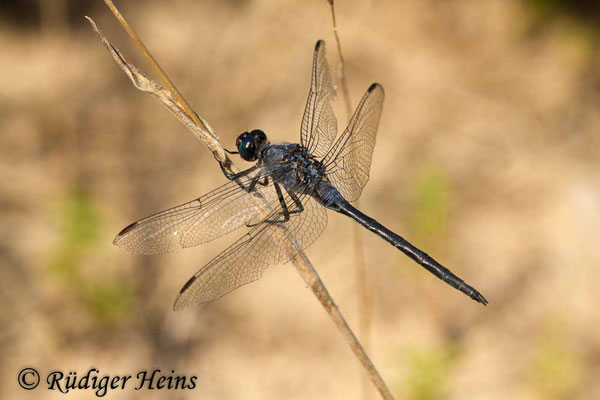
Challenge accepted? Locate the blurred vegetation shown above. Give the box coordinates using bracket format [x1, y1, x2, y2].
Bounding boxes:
[403, 344, 459, 400]
[49, 186, 101, 279]
[0, 0, 99, 30]
[410, 165, 451, 241]
[49, 186, 133, 325]
[531, 317, 583, 399]
[526, 0, 600, 27]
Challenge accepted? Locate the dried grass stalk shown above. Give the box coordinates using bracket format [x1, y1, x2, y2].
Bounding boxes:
[85, 17, 225, 165]
[327, 2, 374, 399]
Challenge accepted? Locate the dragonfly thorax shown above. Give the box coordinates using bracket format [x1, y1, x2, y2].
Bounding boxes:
[285, 144, 326, 186]
[261, 143, 326, 194]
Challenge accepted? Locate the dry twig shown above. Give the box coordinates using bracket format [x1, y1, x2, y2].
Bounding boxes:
[327, 2, 374, 399]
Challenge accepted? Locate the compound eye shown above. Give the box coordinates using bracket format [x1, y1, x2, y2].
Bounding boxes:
[238, 136, 257, 161]
[235, 132, 248, 150]
[250, 129, 267, 143]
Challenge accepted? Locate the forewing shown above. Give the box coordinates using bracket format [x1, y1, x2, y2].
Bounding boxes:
[113, 170, 279, 254]
[300, 40, 338, 158]
[173, 194, 327, 309]
[322, 83, 384, 202]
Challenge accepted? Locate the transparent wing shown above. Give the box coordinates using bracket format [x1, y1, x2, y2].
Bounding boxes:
[173, 193, 327, 309]
[322, 83, 384, 202]
[113, 169, 280, 254]
[300, 40, 338, 159]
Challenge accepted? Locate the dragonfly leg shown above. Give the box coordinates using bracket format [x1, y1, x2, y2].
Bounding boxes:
[264, 185, 304, 223]
[265, 183, 290, 223]
[287, 192, 304, 215]
[246, 172, 269, 192]
[246, 182, 294, 226]
[218, 161, 257, 181]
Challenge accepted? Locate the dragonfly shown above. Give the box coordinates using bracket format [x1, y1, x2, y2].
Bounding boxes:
[114, 40, 487, 310]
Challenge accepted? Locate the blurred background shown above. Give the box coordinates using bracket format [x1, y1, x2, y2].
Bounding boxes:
[1, 0, 599, 399]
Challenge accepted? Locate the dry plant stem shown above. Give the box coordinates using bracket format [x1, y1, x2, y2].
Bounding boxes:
[102, 0, 215, 139]
[328, 0, 352, 120]
[86, 18, 225, 162]
[88, 4, 393, 399]
[354, 225, 373, 400]
[293, 252, 394, 400]
[101, 0, 226, 168]
[328, 3, 374, 398]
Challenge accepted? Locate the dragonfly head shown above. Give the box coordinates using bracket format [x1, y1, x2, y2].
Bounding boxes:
[236, 129, 269, 161]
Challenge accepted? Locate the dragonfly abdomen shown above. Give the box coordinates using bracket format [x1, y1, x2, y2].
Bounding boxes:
[330, 198, 488, 305]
